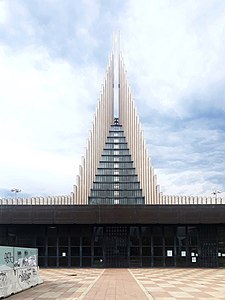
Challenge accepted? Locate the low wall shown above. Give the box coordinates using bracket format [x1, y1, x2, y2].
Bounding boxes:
[0, 246, 42, 298]
[0, 266, 42, 298]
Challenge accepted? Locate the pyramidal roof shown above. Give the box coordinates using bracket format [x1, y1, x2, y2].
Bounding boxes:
[73, 34, 160, 205]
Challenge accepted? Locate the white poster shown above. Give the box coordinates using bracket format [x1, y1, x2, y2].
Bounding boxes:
[192, 257, 196, 263]
[181, 251, 186, 257]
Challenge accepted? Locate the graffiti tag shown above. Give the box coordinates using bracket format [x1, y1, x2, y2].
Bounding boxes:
[19, 269, 32, 284]
[4, 252, 14, 264]
[0, 272, 8, 288]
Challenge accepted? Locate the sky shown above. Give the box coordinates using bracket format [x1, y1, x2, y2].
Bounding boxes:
[0, 0, 225, 199]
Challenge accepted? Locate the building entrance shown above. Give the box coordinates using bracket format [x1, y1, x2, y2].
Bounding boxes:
[0, 224, 223, 268]
[104, 226, 128, 267]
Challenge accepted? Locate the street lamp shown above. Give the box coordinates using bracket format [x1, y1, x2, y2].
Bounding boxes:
[212, 190, 221, 202]
[11, 188, 21, 200]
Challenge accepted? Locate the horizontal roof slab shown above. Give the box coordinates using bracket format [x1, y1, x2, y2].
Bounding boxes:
[0, 205, 224, 225]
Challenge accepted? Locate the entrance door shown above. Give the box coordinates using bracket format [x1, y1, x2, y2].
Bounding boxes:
[200, 243, 217, 267]
[104, 226, 128, 267]
[199, 226, 218, 267]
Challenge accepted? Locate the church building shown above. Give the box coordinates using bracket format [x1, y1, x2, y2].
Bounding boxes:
[1, 37, 225, 268]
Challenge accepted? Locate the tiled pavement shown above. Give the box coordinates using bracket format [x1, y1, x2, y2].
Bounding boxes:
[83, 269, 149, 300]
[8, 268, 225, 299]
[9, 268, 104, 300]
[130, 268, 225, 299]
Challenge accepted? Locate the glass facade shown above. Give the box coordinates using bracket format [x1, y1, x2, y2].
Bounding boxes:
[1, 224, 224, 268]
[88, 120, 144, 205]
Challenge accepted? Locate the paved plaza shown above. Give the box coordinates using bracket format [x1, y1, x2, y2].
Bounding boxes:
[9, 268, 225, 299]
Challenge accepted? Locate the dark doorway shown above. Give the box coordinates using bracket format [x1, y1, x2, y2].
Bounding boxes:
[104, 226, 128, 267]
[200, 242, 217, 267]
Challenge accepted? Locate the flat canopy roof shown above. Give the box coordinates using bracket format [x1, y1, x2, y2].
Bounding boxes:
[0, 205, 224, 224]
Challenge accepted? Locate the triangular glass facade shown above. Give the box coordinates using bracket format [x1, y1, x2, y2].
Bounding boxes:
[89, 119, 144, 205]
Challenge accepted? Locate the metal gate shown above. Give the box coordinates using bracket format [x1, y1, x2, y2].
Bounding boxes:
[104, 226, 128, 267]
[200, 243, 217, 267]
[199, 225, 218, 267]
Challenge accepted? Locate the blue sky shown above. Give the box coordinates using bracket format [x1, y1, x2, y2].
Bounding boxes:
[0, 0, 225, 199]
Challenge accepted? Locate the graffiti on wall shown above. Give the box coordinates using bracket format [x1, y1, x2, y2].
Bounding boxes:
[4, 252, 14, 264]
[14, 255, 37, 268]
[18, 268, 32, 286]
[0, 271, 8, 288]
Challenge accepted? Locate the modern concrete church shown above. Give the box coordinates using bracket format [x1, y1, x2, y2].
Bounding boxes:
[1, 37, 225, 268]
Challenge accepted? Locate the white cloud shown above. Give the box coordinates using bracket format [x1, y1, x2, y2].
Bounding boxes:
[119, 0, 225, 115]
[143, 118, 225, 196]
[0, 43, 103, 196]
[0, 1, 8, 24]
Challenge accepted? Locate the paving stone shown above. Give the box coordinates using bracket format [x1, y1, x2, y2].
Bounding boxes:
[8, 268, 225, 299]
[130, 268, 225, 300]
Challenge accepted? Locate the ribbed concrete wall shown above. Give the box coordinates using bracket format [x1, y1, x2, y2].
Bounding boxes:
[72, 54, 114, 204]
[118, 53, 159, 204]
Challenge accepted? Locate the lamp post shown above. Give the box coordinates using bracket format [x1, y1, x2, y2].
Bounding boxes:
[11, 188, 21, 200]
[212, 190, 221, 203]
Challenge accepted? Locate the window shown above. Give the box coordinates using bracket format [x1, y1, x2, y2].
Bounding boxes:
[114, 191, 119, 196]
[114, 184, 119, 189]
[114, 163, 119, 168]
[153, 226, 163, 246]
[114, 170, 119, 175]
[141, 227, 151, 246]
[164, 226, 174, 245]
[114, 150, 119, 155]
[188, 226, 198, 246]
[114, 157, 119, 162]
[114, 145, 119, 149]
[114, 139, 119, 143]
[114, 177, 119, 182]
[114, 199, 119, 204]
[130, 227, 140, 246]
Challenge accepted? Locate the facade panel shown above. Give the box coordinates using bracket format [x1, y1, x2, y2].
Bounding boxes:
[1, 224, 224, 268]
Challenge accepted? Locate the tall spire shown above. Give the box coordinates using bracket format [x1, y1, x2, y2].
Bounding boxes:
[112, 32, 120, 55]
[72, 35, 161, 205]
[112, 32, 120, 117]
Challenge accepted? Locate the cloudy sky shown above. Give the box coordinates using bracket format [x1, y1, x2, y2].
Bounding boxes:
[0, 0, 225, 199]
